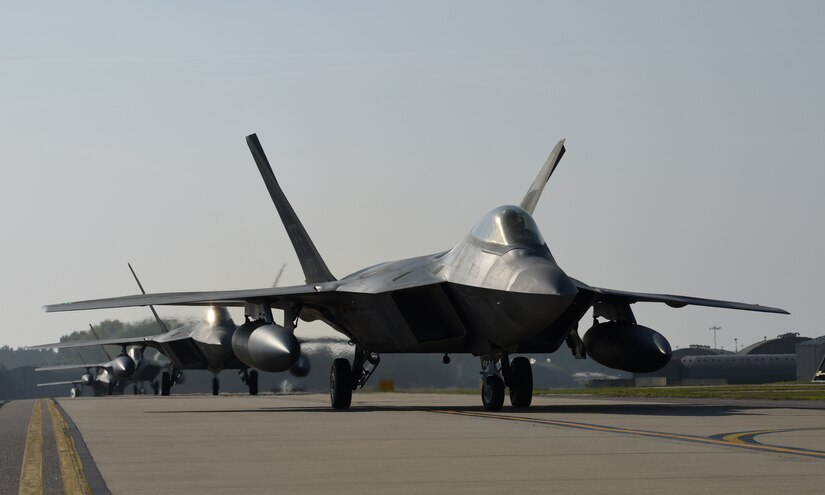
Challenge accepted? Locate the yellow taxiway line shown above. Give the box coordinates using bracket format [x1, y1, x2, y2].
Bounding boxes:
[46, 399, 92, 495]
[16, 399, 92, 495]
[434, 409, 825, 459]
[18, 400, 43, 495]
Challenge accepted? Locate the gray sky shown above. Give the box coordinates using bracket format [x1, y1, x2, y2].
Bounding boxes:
[1, 1, 822, 352]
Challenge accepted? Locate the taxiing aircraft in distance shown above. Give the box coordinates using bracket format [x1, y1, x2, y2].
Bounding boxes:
[32, 264, 312, 395]
[43, 134, 788, 410]
[35, 324, 167, 396]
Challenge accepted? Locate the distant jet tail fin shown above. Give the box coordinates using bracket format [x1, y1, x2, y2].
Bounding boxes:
[246, 134, 337, 284]
[127, 263, 170, 333]
[520, 139, 566, 215]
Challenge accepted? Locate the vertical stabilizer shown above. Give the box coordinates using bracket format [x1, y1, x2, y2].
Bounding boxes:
[520, 139, 566, 215]
[246, 134, 337, 284]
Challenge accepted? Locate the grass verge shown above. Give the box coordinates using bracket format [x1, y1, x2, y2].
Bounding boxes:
[536, 383, 825, 401]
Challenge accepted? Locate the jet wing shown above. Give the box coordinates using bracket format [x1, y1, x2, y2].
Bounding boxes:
[37, 380, 83, 387]
[35, 363, 110, 372]
[573, 279, 789, 314]
[44, 284, 326, 312]
[26, 335, 166, 351]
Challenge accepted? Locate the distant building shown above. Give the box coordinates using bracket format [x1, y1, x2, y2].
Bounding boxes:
[681, 354, 796, 384]
[636, 345, 731, 385]
[739, 332, 810, 355]
[635, 334, 811, 386]
[796, 335, 825, 382]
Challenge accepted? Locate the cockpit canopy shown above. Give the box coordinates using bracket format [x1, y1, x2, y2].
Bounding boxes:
[470, 205, 546, 247]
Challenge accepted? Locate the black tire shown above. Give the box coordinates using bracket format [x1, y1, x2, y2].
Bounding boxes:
[248, 370, 259, 396]
[133, 385, 139, 395]
[481, 375, 505, 411]
[161, 372, 171, 396]
[508, 356, 533, 408]
[330, 358, 353, 409]
[212, 376, 220, 396]
[151, 381, 160, 395]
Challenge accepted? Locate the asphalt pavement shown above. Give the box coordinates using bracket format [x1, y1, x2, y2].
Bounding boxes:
[52, 393, 825, 494]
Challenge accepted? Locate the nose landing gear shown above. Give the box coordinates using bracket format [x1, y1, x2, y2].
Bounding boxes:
[480, 354, 533, 411]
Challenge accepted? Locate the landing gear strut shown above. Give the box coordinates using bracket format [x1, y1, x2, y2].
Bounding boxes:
[480, 356, 505, 411]
[329, 346, 381, 409]
[479, 354, 533, 411]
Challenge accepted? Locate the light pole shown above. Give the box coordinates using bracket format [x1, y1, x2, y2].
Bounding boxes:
[709, 325, 722, 349]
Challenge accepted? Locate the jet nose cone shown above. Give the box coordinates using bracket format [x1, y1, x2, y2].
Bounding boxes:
[509, 260, 578, 298]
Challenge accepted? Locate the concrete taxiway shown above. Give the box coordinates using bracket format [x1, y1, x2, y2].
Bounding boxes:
[6, 393, 825, 494]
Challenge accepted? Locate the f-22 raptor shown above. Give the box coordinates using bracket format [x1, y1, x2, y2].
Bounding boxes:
[44, 134, 788, 410]
[33, 265, 312, 396]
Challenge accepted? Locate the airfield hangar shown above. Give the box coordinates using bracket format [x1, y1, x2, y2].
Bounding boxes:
[797, 335, 825, 382]
[634, 333, 812, 386]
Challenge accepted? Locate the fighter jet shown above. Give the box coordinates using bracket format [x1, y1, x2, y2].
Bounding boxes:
[32, 264, 312, 395]
[43, 134, 788, 410]
[37, 379, 88, 397]
[34, 327, 168, 396]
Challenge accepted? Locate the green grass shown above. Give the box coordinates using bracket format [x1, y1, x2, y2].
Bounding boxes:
[536, 383, 825, 401]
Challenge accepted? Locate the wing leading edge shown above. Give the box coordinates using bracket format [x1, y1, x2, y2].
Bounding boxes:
[43, 283, 327, 313]
[26, 335, 166, 351]
[35, 363, 110, 372]
[573, 279, 789, 315]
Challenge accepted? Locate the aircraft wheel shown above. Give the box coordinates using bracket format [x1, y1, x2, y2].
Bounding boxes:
[248, 370, 259, 396]
[212, 377, 220, 396]
[70, 387, 78, 398]
[481, 375, 505, 411]
[330, 358, 353, 409]
[508, 357, 533, 408]
[151, 381, 160, 395]
[161, 372, 171, 396]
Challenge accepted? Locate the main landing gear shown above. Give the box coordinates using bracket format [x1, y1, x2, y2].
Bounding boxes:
[240, 369, 259, 395]
[330, 346, 380, 409]
[480, 354, 533, 411]
[160, 368, 183, 396]
[212, 376, 220, 396]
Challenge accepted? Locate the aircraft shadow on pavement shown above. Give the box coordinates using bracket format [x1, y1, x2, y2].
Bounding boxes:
[145, 403, 759, 418]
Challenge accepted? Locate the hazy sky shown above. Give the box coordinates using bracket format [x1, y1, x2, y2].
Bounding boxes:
[1, 1, 822, 354]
